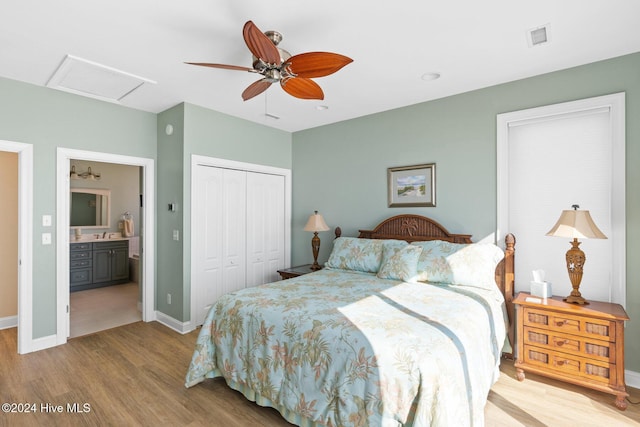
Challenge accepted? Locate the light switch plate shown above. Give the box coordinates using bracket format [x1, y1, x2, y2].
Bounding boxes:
[42, 215, 52, 227]
[42, 233, 52, 245]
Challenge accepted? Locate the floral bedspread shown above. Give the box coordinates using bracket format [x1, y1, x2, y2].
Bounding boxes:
[185, 269, 506, 427]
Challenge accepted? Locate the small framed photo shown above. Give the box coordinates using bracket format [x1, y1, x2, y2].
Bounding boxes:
[387, 163, 436, 207]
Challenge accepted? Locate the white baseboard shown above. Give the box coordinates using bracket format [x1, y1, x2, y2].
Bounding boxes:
[626, 369, 640, 389]
[154, 311, 194, 334]
[0, 315, 18, 330]
[13, 314, 192, 354]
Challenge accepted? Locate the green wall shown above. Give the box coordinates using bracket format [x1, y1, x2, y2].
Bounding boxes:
[156, 103, 185, 321]
[291, 52, 640, 372]
[0, 77, 157, 338]
[156, 103, 292, 321]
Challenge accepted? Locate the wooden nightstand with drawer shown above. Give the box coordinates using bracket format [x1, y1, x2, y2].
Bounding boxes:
[514, 292, 629, 410]
[277, 264, 317, 280]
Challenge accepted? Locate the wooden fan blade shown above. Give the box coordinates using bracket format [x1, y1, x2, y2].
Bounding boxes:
[243, 21, 281, 65]
[286, 52, 353, 78]
[185, 62, 253, 72]
[242, 79, 272, 101]
[280, 77, 324, 100]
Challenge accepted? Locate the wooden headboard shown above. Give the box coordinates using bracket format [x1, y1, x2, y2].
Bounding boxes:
[351, 214, 516, 357]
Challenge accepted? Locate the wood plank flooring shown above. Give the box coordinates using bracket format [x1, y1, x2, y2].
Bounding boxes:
[1, 322, 639, 426]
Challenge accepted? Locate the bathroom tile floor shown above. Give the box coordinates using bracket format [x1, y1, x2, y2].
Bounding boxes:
[69, 282, 141, 338]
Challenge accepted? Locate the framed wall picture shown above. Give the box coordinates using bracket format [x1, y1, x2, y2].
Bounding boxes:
[387, 163, 436, 207]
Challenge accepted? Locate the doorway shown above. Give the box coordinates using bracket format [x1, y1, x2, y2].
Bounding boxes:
[0, 140, 33, 354]
[68, 159, 142, 337]
[0, 152, 18, 329]
[56, 148, 155, 345]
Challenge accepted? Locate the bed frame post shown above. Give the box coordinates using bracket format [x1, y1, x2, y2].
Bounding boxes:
[503, 233, 516, 359]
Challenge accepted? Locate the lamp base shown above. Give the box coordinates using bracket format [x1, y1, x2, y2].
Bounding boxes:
[563, 294, 589, 305]
[310, 232, 322, 271]
[563, 238, 589, 305]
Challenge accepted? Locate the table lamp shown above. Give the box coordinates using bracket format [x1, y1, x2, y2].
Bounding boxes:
[545, 204, 607, 305]
[303, 211, 329, 271]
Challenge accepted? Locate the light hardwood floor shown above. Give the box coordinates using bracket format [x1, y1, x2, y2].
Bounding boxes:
[1, 322, 639, 426]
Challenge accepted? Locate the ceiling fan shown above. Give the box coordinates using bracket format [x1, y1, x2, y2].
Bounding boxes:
[186, 21, 353, 101]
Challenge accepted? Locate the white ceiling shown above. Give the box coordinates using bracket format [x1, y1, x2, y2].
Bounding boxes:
[2, 1, 639, 133]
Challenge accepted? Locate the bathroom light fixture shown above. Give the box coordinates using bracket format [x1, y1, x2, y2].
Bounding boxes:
[70, 165, 80, 180]
[70, 165, 101, 180]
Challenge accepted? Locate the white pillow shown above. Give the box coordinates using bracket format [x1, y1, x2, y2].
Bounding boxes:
[412, 240, 504, 289]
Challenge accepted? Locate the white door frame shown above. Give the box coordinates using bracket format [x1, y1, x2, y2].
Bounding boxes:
[0, 140, 33, 354]
[190, 155, 291, 329]
[56, 148, 155, 345]
[497, 92, 626, 306]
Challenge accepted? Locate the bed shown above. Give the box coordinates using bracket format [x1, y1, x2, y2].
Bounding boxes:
[185, 214, 516, 426]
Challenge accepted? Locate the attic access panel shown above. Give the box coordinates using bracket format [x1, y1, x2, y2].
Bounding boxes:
[46, 55, 156, 103]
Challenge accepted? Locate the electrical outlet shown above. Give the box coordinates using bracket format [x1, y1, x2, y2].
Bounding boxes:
[172, 230, 179, 241]
[167, 293, 172, 305]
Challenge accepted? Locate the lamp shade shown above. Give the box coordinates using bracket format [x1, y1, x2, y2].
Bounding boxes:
[545, 209, 607, 240]
[304, 211, 329, 232]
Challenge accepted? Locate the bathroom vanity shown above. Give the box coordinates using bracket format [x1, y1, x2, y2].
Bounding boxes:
[70, 239, 129, 292]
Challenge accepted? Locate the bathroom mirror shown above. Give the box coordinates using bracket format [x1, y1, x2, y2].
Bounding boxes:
[70, 188, 111, 228]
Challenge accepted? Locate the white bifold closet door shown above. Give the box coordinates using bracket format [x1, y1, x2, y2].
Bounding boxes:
[193, 165, 285, 326]
[246, 171, 286, 288]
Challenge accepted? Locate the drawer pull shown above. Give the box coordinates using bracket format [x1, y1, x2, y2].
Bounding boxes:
[555, 320, 568, 327]
[555, 339, 569, 347]
[556, 359, 567, 366]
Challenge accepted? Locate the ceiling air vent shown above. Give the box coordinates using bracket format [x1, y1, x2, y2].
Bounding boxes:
[46, 55, 156, 103]
[527, 24, 551, 47]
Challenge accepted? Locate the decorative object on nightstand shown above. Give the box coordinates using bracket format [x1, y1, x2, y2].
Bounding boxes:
[545, 204, 607, 305]
[513, 292, 629, 410]
[303, 210, 329, 271]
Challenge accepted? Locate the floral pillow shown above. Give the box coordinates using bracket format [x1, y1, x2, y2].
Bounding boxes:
[412, 240, 504, 289]
[324, 237, 387, 273]
[377, 244, 423, 282]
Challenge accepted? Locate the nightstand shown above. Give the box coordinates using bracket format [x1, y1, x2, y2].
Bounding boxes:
[513, 292, 629, 409]
[277, 264, 318, 280]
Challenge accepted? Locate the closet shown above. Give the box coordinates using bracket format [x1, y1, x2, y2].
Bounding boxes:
[192, 163, 286, 326]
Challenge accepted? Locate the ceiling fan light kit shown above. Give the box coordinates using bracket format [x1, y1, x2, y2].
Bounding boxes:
[186, 21, 352, 101]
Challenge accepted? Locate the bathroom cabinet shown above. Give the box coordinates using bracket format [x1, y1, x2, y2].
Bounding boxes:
[70, 240, 129, 292]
